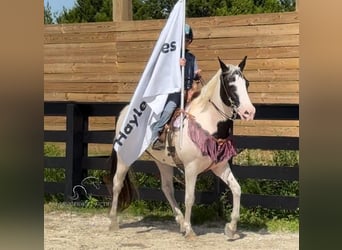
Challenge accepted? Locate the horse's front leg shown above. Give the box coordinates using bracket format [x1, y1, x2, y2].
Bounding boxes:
[183, 167, 199, 239]
[155, 162, 185, 233]
[212, 163, 241, 239]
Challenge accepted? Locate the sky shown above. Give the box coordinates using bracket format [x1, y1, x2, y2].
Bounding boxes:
[44, 0, 76, 14]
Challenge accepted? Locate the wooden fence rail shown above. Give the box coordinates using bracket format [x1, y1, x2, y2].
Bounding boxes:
[44, 12, 299, 105]
[44, 101, 299, 210]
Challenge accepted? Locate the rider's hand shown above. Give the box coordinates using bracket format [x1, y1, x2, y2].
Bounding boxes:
[194, 69, 202, 80]
[180, 58, 186, 66]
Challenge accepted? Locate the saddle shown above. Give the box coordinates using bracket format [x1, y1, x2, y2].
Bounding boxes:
[160, 108, 237, 169]
[159, 81, 203, 142]
[156, 83, 203, 166]
[157, 108, 184, 168]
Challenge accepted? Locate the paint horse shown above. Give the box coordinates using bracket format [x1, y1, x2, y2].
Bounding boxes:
[107, 56, 256, 239]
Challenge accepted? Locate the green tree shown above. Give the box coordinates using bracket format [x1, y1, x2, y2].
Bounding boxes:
[52, 0, 296, 23]
[229, 0, 257, 15]
[56, 0, 112, 23]
[44, 2, 54, 24]
[133, 0, 177, 20]
[133, 0, 295, 20]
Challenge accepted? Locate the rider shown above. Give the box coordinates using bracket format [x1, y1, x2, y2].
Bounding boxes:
[151, 24, 202, 150]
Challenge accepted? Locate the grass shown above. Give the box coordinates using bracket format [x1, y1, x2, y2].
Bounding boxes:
[44, 199, 299, 233]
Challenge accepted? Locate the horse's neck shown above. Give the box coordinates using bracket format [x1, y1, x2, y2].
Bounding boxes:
[188, 70, 220, 112]
[187, 78, 229, 134]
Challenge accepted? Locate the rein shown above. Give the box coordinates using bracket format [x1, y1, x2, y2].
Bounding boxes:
[209, 99, 237, 120]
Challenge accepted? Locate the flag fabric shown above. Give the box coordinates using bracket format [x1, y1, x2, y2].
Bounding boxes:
[113, 0, 185, 166]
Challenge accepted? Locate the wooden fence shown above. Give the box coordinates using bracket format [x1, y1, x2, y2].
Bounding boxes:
[44, 11, 299, 209]
[44, 101, 298, 210]
[44, 11, 299, 146]
[44, 12, 299, 104]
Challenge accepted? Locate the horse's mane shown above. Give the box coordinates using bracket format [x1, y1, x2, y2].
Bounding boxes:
[190, 69, 221, 112]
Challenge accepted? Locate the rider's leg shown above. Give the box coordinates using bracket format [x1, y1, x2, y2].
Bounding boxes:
[151, 92, 180, 144]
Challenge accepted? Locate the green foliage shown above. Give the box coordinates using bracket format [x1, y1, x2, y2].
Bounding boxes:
[273, 150, 299, 167]
[229, 0, 256, 15]
[46, 0, 296, 24]
[133, 0, 177, 20]
[44, 143, 65, 202]
[191, 202, 221, 224]
[88, 169, 108, 180]
[84, 195, 100, 208]
[44, 141, 299, 231]
[125, 200, 220, 225]
[126, 200, 150, 215]
[44, 143, 64, 157]
[188, 0, 295, 19]
[45, 202, 110, 214]
[196, 173, 215, 191]
[238, 207, 299, 231]
[234, 149, 299, 166]
[44, 168, 65, 182]
[45, 193, 64, 203]
[134, 172, 161, 188]
[240, 179, 299, 196]
[220, 192, 299, 231]
[44, 143, 65, 182]
[239, 207, 267, 229]
[44, 2, 54, 24]
[56, 0, 112, 23]
[125, 200, 174, 218]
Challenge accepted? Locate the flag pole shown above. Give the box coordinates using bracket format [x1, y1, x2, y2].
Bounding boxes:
[179, 0, 186, 148]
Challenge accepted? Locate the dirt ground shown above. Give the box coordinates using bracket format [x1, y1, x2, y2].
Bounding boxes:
[44, 210, 299, 250]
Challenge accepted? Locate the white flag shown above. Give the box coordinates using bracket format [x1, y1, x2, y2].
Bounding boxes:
[114, 0, 185, 166]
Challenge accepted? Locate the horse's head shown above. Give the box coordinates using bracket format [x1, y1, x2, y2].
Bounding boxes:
[218, 56, 256, 120]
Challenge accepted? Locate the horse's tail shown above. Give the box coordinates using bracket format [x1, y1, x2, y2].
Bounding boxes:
[103, 148, 137, 211]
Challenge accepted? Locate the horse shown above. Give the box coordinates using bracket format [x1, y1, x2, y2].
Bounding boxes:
[106, 56, 256, 239]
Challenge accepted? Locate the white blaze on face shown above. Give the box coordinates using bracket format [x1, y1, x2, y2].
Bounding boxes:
[232, 75, 256, 121]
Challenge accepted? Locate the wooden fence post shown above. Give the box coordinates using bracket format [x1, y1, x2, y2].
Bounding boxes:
[65, 103, 86, 201]
[113, 0, 132, 21]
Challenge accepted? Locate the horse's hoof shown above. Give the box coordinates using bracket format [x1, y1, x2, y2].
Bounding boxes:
[176, 217, 185, 232]
[109, 222, 119, 231]
[180, 226, 185, 233]
[178, 221, 186, 233]
[184, 230, 197, 240]
[224, 224, 236, 239]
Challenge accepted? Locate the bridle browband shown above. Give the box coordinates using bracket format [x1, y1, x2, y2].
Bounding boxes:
[208, 70, 239, 121]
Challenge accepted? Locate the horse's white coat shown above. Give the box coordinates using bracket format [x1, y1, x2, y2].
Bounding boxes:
[109, 58, 255, 239]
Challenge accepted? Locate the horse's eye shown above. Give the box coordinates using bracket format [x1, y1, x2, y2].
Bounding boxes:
[228, 76, 235, 83]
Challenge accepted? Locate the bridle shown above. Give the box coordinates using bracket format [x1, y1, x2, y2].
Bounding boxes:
[209, 99, 237, 120]
[208, 71, 240, 121]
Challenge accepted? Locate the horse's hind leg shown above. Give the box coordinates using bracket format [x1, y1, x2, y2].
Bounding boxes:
[212, 164, 241, 239]
[156, 162, 185, 233]
[109, 158, 130, 231]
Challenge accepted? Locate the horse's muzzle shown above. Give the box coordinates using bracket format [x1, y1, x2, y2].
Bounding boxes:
[238, 106, 256, 121]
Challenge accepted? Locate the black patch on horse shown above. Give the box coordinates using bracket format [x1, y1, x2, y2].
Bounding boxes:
[212, 119, 233, 139]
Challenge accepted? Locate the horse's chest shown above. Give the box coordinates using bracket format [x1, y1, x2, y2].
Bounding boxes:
[195, 118, 232, 139]
[194, 116, 217, 134]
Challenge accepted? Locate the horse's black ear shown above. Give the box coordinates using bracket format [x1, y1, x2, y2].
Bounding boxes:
[218, 57, 229, 72]
[238, 56, 247, 71]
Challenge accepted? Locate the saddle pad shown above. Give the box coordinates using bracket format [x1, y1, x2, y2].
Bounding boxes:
[187, 118, 237, 163]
